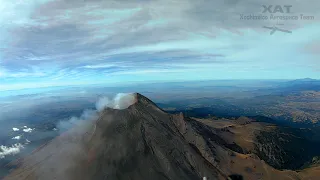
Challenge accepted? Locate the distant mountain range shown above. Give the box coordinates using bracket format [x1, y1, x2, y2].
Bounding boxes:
[158, 79, 320, 125]
[271, 78, 320, 93]
[4, 93, 320, 180]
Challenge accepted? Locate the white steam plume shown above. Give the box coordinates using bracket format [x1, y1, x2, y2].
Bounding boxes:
[57, 109, 98, 130]
[95, 93, 136, 111]
[57, 93, 135, 130]
[28, 93, 136, 179]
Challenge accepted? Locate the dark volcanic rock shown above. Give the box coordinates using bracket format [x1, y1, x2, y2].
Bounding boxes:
[4, 93, 225, 180]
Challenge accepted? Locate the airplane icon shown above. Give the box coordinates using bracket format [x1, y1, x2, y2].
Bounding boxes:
[262, 26, 292, 35]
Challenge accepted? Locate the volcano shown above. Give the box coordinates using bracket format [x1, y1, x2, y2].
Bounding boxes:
[4, 93, 320, 180]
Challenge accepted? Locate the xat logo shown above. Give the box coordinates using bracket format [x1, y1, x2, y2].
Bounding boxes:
[262, 5, 292, 13]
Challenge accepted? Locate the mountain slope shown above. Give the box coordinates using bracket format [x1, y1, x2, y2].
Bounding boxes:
[4, 93, 320, 180]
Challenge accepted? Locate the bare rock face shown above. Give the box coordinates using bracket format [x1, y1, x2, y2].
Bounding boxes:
[172, 112, 187, 135]
[4, 93, 320, 180]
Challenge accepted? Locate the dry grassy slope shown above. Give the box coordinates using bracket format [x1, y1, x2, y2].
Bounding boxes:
[196, 117, 320, 180]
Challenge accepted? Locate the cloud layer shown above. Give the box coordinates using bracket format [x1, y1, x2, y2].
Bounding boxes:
[0, 0, 320, 91]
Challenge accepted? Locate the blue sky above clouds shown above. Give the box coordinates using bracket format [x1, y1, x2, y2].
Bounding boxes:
[0, 0, 319, 91]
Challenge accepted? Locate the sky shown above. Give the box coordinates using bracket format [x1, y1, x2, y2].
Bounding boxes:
[0, 0, 319, 91]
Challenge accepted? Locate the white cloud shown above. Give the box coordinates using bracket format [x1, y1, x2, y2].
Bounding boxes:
[81, 63, 128, 69]
[12, 127, 20, 131]
[0, 143, 24, 159]
[12, 136, 21, 140]
[23, 128, 34, 133]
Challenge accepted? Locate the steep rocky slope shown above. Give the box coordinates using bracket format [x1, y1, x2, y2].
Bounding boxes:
[4, 93, 320, 180]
